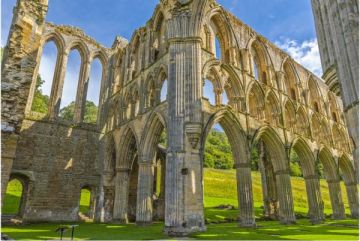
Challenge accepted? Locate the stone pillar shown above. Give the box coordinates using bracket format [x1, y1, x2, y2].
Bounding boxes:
[258, 143, 279, 220]
[214, 88, 222, 106]
[113, 168, 130, 223]
[345, 182, 359, 218]
[136, 162, 155, 225]
[164, 10, 205, 235]
[49, 52, 69, 120]
[74, 58, 92, 123]
[275, 170, 296, 224]
[1, 0, 49, 205]
[304, 175, 324, 223]
[235, 163, 255, 227]
[327, 179, 346, 220]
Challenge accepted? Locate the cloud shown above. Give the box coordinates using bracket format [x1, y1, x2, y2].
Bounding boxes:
[275, 38, 323, 77]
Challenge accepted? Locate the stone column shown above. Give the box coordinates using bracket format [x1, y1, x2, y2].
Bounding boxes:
[304, 175, 324, 223]
[74, 58, 92, 123]
[136, 161, 155, 225]
[49, 51, 69, 120]
[235, 163, 255, 227]
[275, 170, 296, 224]
[345, 182, 359, 218]
[214, 88, 222, 106]
[113, 168, 130, 223]
[327, 179, 346, 220]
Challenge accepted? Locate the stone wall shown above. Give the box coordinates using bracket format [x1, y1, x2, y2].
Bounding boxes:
[14, 119, 101, 222]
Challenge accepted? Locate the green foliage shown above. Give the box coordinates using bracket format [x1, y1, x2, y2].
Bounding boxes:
[204, 130, 233, 169]
[159, 130, 167, 147]
[251, 146, 259, 171]
[290, 150, 303, 177]
[59, 101, 98, 123]
[31, 75, 50, 114]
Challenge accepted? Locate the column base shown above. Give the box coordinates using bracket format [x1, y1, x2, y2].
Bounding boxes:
[238, 220, 256, 228]
[136, 221, 152, 226]
[332, 214, 346, 220]
[112, 218, 128, 224]
[164, 225, 207, 237]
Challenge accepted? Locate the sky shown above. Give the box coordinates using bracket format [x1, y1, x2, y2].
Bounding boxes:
[1, 0, 323, 110]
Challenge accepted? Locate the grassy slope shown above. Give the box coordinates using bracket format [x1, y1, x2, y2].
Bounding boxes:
[2, 168, 358, 240]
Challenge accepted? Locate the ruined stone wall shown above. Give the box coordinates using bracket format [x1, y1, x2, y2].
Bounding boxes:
[14, 119, 101, 222]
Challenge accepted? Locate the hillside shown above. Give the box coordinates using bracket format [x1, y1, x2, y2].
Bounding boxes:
[203, 168, 349, 222]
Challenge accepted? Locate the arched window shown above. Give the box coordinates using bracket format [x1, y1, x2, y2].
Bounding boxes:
[290, 88, 297, 101]
[215, 36, 221, 60]
[59, 49, 82, 121]
[153, 12, 165, 61]
[160, 79, 168, 102]
[284, 60, 299, 101]
[253, 61, 259, 80]
[203, 79, 216, 106]
[84, 58, 103, 124]
[32, 41, 58, 114]
[248, 83, 264, 119]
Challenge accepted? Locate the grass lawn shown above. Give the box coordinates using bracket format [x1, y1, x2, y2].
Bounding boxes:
[2, 168, 358, 240]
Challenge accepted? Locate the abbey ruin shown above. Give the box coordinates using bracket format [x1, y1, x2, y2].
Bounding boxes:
[1, 0, 358, 236]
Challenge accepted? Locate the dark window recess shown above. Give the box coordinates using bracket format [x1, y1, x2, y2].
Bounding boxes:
[181, 168, 189, 175]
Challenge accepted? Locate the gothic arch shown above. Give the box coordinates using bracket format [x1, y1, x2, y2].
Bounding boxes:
[201, 108, 248, 165]
[338, 154, 356, 185]
[66, 40, 90, 62]
[296, 106, 310, 137]
[247, 81, 265, 118]
[328, 92, 340, 123]
[41, 32, 66, 55]
[282, 59, 300, 101]
[139, 111, 167, 163]
[317, 147, 338, 182]
[117, 127, 139, 169]
[291, 138, 317, 178]
[264, 90, 281, 126]
[253, 126, 287, 172]
[308, 76, 324, 114]
[284, 100, 296, 131]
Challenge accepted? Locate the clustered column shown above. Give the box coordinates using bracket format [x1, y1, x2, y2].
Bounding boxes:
[327, 179, 346, 220]
[136, 161, 155, 225]
[235, 163, 255, 227]
[345, 182, 359, 218]
[113, 167, 130, 223]
[275, 170, 296, 224]
[304, 175, 324, 223]
[74, 58, 92, 123]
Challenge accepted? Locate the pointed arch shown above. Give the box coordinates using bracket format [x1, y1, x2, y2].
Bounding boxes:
[338, 154, 356, 185]
[296, 106, 310, 137]
[291, 138, 317, 178]
[282, 59, 300, 101]
[318, 147, 338, 182]
[328, 92, 340, 123]
[264, 91, 281, 126]
[308, 76, 323, 113]
[248, 39, 272, 86]
[117, 127, 139, 169]
[201, 108, 248, 166]
[139, 111, 167, 163]
[247, 81, 265, 119]
[284, 100, 296, 131]
[253, 126, 287, 172]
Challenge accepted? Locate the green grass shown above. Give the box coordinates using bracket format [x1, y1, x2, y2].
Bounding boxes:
[2, 168, 358, 240]
[79, 189, 91, 214]
[2, 179, 23, 214]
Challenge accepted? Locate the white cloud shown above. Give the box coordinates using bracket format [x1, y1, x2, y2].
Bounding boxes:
[275, 38, 323, 77]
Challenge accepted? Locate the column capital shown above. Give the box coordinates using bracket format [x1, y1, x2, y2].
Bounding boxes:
[304, 174, 319, 180]
[327, 178, 341, 184]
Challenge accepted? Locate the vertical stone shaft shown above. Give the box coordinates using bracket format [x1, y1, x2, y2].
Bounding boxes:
[345, 183, 359, 218]
[236, 164, 255, 227]
[275, 172, 296, 224]
[304, 176, 324, 223]
[327, 180, 346, 220]
[74, 59, 92, 123]
[113, 168, 130, 223]
[136, 162, 155, 224]
[49, 52, 69, 120]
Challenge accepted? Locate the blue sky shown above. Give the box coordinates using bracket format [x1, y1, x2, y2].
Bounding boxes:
[2, 0, 322, 110]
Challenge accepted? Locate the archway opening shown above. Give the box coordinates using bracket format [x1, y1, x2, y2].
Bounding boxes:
[215, 36, 222, 60]
[203, 123, 238, 222]
[84, 58, 103, 124]
[59, 49, 82, 121]
[78, 187, 92, 220]
[32, 40, 58, 114]
[2, 179, 24, 216]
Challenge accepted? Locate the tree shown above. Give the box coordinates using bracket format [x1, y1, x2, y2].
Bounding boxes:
[59, 101, 98, 123]
[31, 75, 50, 114]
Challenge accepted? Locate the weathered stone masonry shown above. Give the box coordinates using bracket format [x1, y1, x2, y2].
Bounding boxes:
[1, 0, 358, 236]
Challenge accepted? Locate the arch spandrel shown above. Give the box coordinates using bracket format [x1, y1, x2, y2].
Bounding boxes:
[317, 147, 339, 182]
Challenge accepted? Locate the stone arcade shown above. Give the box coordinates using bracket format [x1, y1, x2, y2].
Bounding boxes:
[1, 0, 358, 236]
